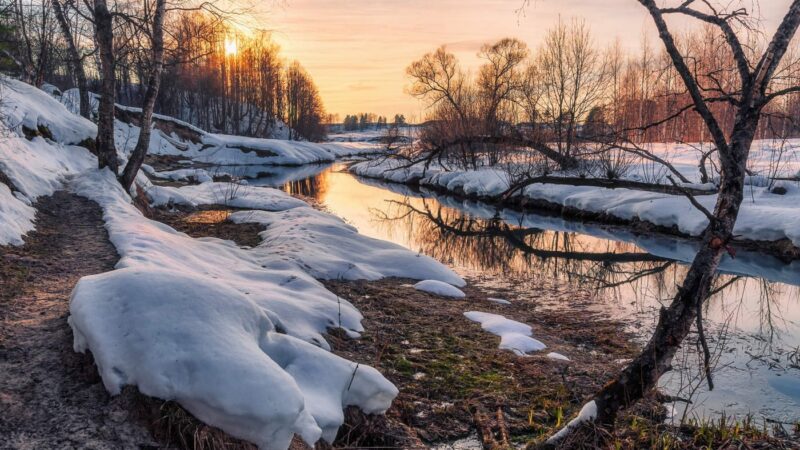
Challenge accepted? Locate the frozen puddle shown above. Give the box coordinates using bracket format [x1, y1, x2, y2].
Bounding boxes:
[463, 311, 546, 355]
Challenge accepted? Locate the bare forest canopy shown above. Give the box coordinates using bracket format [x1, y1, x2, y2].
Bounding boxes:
[404, 18, 800, 173]
[0, 3, 327, 142]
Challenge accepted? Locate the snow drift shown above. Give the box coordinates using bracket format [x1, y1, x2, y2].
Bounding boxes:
[69, 170, 400, 449]
[0, 77, 97, 245]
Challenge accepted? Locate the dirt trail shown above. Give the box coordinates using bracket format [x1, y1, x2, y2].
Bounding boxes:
[0, 190, 157, 449]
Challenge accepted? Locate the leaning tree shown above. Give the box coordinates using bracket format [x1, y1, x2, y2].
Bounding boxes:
[547, 0, 800, 445]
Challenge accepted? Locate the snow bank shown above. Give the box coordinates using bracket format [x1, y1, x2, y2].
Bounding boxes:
[351, 158, 800, 246]
[229, 209, 465, 286]
[463, 311, 546, 355]
[148, 167, 214, 183]
[2, 76, 96, 144]
[69, 169, 399, 449]
[146, 182, 308, 211]
[413, 280, 466, 298]
[0, 137, 96, 200]
[0, 78, 97, 245]
[0, 183, 35, 246]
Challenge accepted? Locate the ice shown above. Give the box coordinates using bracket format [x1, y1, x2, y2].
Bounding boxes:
[413, 279, 466, 298]
[463, 311, 546, 355]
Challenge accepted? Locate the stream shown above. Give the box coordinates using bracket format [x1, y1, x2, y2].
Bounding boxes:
[233, 161, 800, 430]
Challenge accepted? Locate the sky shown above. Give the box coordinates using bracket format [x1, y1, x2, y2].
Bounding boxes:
[255, 0, 794, 120]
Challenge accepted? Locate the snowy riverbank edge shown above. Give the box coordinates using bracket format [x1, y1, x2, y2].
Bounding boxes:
[67, 169, 467, 449]
[350, 159, 800, 258]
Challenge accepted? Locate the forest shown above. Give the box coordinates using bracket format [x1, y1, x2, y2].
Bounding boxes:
[1, 1, 800, 450]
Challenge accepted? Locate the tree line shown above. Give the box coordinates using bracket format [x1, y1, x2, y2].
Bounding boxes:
[0, 1, 327, 143]
[406, 18, 800, 173]
[339, 113, 406, 131]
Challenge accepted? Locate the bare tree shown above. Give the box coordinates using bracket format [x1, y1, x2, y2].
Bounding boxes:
[92, 0, 117, 172]
[118, 0, 166, 190]
[51, 0, 90, 118]
[537, 18, 608, 161]
[547, 0, 800, 445]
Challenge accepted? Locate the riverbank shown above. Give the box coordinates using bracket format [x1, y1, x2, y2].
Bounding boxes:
[349, 159, 800, 262]
[145, 195, 800, 449]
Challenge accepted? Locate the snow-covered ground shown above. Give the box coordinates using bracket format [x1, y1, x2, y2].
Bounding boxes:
[112, 114, 383, 167]
[0, 79, 468, 449]
[0, 77, 98, 245]
[351, 157, 800, 246]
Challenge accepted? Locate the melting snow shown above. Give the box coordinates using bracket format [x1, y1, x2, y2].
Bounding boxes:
[69, 170, 403, 449]
[463, 311, 546, 355]
[413, 279, 466, 298]
[547, 400, 597, 444]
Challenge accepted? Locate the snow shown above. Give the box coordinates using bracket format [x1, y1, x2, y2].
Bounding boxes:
[350, 156, 800, 247]
[487, 297, 511, 305]
[463, 311, 546, 355]
[229, 209, 465, 286]
[0, 78, 97, 245]
[145, 181, 308, 211]
[413, 280, 466, 298]
[1, 76, 96, 145]
[68, 169, 400, 449]
[547, 352, 570, 361]
[547, 400, 597, 444]
[0, 183, 35, 246]
[148, 167, 214, 183]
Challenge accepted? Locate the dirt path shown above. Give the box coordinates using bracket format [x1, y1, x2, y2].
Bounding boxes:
[0, 190, 157, 449]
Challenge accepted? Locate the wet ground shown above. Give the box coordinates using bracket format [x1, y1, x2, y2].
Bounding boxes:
[0, 190, 157, 449]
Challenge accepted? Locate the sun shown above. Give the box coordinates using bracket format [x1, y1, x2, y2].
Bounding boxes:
[224, 37, 238, 56]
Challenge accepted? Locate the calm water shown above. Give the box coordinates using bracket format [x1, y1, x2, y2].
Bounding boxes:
[236, 162, 800, 428]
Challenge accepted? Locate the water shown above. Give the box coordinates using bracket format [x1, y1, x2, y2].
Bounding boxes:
[234, 162, 800, 429]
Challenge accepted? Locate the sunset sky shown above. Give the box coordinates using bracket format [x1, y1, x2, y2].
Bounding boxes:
[259, 0, 794, 119]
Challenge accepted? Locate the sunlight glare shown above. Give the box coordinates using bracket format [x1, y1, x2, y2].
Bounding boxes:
[224, 37, 238, 56]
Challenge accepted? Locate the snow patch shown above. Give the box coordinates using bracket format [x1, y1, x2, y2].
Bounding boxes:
[413, 280, 466, 298]
[146, 182, 307, 211]
[230, 209, 465, 286]
[463, 311, 546, 355]
[547, 352, 570, 361]
[546, 400, 597, 444]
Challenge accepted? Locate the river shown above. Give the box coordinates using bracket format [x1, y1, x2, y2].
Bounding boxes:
[232, 161, 800, 431]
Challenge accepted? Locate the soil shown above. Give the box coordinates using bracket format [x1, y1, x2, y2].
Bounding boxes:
[322, 278, 639, 448]
[0, 191, 158, 449]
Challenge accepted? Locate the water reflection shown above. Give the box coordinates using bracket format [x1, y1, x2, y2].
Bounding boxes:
[247, 163, 800, 426]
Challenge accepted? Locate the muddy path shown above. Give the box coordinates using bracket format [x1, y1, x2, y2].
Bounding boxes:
[0, 190, 157, 449]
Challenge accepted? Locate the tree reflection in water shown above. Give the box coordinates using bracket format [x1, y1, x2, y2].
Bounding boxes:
[367, 196, 800, 422]
[271, 167, 797, 354]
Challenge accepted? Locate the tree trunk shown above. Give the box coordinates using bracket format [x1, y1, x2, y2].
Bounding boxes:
[93, 0, 118, 173]
[52, 0, 91, 120]
[119, 0, 166, 191]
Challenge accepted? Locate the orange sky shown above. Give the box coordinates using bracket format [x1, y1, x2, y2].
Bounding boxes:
[258, 0, 794, 119]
